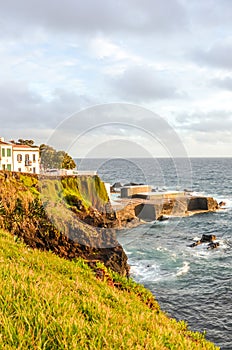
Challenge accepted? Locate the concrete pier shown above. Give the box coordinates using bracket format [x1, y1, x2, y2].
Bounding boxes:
[112, 195, 219, 226]
[120, 185, 152, 198]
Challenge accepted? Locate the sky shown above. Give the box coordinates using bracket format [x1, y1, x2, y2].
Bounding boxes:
[1, 0, 232, 157]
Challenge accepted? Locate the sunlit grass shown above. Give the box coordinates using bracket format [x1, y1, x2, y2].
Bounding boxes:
[0, 230, 219, 350]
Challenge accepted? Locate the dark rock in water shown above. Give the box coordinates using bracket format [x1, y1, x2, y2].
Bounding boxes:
[207, 242, 220, 250]
[157, 215, 169, 222]
[112, 182, 122, 189]
[219, 201, 226, 207]
[190, 234, 217, 248]
[111, 182, 122, 193]
[189, 240, 201, 248]
[200, 234, 216, 243]
[124, 182, 144, 187]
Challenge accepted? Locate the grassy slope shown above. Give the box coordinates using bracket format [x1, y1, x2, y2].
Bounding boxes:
[0, 230, 219, 350]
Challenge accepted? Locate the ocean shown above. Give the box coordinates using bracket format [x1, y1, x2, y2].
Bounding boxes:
[76, 157, 232, 349]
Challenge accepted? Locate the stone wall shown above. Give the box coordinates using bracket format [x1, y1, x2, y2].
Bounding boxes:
[187, 197, 218, 212]
[134, 203, 157, 221]
[121, 185, 152, 198]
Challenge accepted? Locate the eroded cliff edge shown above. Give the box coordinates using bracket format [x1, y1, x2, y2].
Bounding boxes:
[0, 171, 129, 276]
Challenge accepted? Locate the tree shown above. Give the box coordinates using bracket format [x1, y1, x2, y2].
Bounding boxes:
[39, 144, 76, 170]
[17, 139, 35, 146]
[61, 152, 76, 170]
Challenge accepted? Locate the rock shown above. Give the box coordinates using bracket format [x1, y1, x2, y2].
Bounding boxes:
[200, 234, 216, 242]
[189, 240, 201, 248]
[190, 234, 217, 248]
[157, 215, 169, 222]
[207, 242, 220, 250]
[112, 182, 122, 189]
[219, 201, 226, 207]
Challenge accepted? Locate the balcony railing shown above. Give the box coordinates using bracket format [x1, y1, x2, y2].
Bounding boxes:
[25, 160, 32, 166]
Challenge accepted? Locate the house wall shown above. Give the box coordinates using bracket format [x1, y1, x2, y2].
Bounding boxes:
[12, 147, 40, 174]
[0, 144, 13, 171]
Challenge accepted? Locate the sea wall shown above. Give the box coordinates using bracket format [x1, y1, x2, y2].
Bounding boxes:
[113, 195, 219, 223]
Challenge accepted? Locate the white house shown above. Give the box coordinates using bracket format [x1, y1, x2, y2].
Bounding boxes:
[11, 143, 40, 174]
[0, 137, 40, 174]
[0, 138, 13, 171]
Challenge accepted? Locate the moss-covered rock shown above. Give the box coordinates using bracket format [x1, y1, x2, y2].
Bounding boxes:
[0, 171, 128, 276]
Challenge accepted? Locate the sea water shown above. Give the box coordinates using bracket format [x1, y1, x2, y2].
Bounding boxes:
[76, 157, 232, 349]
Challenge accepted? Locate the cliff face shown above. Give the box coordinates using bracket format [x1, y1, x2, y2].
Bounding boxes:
[0, 171, 129, 276]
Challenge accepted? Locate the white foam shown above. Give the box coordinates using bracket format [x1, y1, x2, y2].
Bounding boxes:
[176, 261, 190, 277]
[130, 260, 162, 282]
[193, 236, 201, 241]
[222, 199, 232, 209]
[157, 246, 168, 252]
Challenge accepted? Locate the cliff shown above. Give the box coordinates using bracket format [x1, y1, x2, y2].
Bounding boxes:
[0, 171, 128, 276]
[0, 229, 219, 350]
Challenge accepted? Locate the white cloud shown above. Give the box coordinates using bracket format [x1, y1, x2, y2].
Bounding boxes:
[90, 37, 141, 63]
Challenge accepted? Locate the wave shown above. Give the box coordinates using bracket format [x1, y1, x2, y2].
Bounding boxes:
[176, 261, 190, 277]
[129, 257, 191, 284]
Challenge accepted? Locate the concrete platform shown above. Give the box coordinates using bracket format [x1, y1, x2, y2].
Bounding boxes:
[132, 191, 186, 200]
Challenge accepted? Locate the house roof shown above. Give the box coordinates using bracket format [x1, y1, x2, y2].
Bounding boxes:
[0, 141, 12, 146]
[11, 144, 39, 150]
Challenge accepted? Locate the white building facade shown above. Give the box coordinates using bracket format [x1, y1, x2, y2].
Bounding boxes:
[0, 137, 40, 174]
[12, 144, 40, 174]
[0, 139, 13, 171]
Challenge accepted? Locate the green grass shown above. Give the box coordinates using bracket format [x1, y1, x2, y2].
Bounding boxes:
[0, 230, 219, 350]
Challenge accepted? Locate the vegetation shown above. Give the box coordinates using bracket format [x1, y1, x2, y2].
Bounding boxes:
[39, 144, 76, 170]
[0, 229, 219, 350]
[17, 138, 35, 146]
[0, 171, 125, 275]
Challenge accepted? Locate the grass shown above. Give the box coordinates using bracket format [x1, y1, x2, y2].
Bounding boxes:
[0, 230, 219, 350]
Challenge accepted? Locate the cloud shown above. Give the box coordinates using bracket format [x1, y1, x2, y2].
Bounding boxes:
[211, 76, 232, 91]
[0, 0, 187, 37]
[90, 37, 141, 64]
[0, 81, 92, 140]
[193, 41, 232, 70]
[176, 110, 232, 132]
[185, 0, 232, 29]
[110, 65, 183, 102]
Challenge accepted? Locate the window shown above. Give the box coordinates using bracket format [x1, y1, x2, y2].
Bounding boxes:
[2, 148, 5, 157]
[2, 164, 5, 170]
[17, 154, 22, 162]
[33, 167, 36, 173]
[18, 168, 22, 172]
[25, 154, 31, 166]
[7, 148, 11, 157]
[33, 154, 36, 162]
[7, 164, 11, 171]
